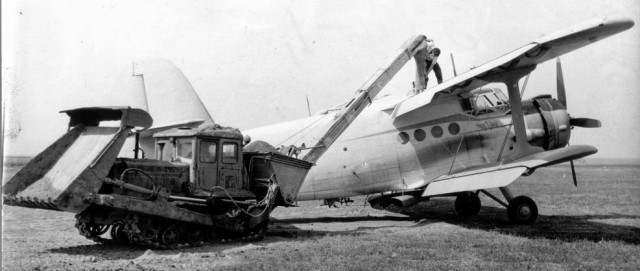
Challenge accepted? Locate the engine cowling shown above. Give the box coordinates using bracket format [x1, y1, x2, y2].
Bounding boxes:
[523, 95, 571, 151]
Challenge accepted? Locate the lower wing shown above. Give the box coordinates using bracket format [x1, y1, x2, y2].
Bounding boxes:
[422, 145, 597, 197]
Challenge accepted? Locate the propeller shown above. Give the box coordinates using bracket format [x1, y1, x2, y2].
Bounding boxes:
[569, 150, 578, 187]
[556, 58, 579, 187]
[570, 118, 601, 128]
[556, 58, 567, 107]
[557, 57, 601, 129]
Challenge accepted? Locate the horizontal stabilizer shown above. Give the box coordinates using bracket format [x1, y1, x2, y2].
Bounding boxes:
[60, 106, 153, 129]
[139, 119, 206, 136]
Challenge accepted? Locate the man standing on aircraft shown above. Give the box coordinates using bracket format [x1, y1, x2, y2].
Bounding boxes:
[413, 39, 443, 94]
[425, 47, 443, 88]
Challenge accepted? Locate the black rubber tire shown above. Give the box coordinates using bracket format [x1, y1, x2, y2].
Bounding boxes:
[507, 196, 538, 225]
[454, 191, 482, 217]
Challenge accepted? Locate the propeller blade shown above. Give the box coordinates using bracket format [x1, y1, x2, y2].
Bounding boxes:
[556, 58, 567, 107]
[570, 160, 577, 187]
[450, 53, 458, 76]
[570, 117, 601, 128]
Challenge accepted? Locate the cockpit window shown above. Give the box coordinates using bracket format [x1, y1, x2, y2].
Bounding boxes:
[462, 87, 510, 116]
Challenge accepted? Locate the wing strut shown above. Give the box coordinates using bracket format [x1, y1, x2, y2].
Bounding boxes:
[484, 66, 545, 162]
[506, 76, 540, 161]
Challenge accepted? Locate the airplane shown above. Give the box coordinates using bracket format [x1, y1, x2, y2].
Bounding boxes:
[132, 16, 633, 225]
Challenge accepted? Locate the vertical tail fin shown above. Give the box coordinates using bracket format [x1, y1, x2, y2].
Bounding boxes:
[133, 58, 214, 130]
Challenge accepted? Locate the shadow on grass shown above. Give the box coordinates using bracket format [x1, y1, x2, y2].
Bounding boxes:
[273, 215, 414, 224]
[402, 199, 640, 245]
[268, 215, 419, 238]
[48, 199, 639, 258]
[271, 199, 640, 245]
[48, 242, 151, 260]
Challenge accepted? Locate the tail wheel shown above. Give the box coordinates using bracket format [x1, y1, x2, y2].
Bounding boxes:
[507, 196, 538, 225]
[454, 191, 481, 217]
[160, 225, 180, 247]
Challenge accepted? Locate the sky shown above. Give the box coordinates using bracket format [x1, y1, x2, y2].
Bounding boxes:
[2, 0, 639, 159]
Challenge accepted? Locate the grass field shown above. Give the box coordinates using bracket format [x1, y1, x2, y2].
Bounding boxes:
[2, 164, 639, 270]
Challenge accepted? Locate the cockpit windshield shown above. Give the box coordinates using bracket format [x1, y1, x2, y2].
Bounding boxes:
[461, 87, 510, 116]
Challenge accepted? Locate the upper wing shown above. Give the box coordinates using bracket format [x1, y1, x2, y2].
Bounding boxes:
[393, 16, 634, 119]
[422, 145, 597, 197]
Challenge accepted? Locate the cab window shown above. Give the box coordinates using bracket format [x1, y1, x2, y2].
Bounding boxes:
[155, 141, 173, 162]
[176, 138, 193, 160]
[222, 143, 238, 164]
[200, 140, 218, 163]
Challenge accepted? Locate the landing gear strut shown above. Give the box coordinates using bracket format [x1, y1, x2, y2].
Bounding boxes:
[454, 192, 481, 216]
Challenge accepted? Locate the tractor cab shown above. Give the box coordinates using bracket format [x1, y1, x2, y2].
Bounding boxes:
[153, 124, 247, 197]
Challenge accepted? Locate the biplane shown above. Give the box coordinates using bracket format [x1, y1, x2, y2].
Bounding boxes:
[127, 17, 633, 225]
[242, 16, 634, 224]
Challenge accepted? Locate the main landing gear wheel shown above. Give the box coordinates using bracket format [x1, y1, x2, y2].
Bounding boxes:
[454, 192, 481, 217]
[507, 196, 538, 225]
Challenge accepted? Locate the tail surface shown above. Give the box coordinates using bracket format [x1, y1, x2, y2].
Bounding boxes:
[133, 58, 214, 130]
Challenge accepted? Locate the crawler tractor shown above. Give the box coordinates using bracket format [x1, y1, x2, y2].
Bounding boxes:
[4, 107, 312, 247]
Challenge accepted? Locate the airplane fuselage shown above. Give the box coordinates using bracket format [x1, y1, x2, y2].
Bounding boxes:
[245, 88, 570, 201]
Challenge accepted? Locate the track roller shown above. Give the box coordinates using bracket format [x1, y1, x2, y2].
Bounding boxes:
[159, 225, 180, 248]
[110, 222, 129, 243]
[184, 227, 205, 245]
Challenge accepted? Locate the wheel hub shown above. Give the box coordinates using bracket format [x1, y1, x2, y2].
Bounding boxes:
[517, 205, 531, 218]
